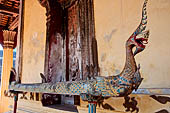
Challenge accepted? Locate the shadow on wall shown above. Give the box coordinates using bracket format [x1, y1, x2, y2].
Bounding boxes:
[87, 96, 139, 113]
[150, 95, 170, 104]
[123, 96, 139, 113]
[97, 97, 115, 110]
[155, 109, 169, 113]
[86, 97, 115, 110]
[150, 95, 170, 113]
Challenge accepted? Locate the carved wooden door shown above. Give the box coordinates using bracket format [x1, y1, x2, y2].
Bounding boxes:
[39, 0, 98, 105]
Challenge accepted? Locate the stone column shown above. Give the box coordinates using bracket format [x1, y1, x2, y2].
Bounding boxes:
[0, 30, 16, 112]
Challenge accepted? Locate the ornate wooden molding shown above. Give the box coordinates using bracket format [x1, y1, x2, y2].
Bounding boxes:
[58, 0, 78, 8]
[37, 0, 78, 9]
[3, 30, 16, 48]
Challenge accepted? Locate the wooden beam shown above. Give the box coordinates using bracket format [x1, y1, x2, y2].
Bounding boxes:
[0, 4, 19, 15]
[0, 11, 13, 17]
[15, 0, 24, 83]
[8, 0, 20, 3]
[8, 16, 19, 30]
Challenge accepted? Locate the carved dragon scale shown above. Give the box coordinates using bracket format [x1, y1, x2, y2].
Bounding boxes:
[9, 0, 150, 111]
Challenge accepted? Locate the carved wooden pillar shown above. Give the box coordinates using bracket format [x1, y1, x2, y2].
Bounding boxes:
[0, 30, 16, 112]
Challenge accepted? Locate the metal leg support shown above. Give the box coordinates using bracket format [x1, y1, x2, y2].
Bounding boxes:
[13, 93, 18, 113]
[88, 102, 97, 113]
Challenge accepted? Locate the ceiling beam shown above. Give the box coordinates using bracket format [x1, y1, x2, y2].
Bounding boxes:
[0, 11, 13, 17]
[0, 4, 19, 16]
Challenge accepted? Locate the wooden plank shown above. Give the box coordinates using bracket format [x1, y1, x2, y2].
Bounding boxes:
[0, 11, 13, 16]
[8, 16, 19, 30]
[15, 0, 24, 82]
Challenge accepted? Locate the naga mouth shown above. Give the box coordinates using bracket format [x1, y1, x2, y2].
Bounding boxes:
[135, 30, 149, 47]
[136, 38, 148, 47]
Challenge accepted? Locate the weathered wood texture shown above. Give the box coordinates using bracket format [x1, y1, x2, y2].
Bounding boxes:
[39, 0, 98, 83]
[67, 0, 98, 81]
[35, 0, 98, 105]
[47, 1, 65, 83]
[15, 0, 24, 83]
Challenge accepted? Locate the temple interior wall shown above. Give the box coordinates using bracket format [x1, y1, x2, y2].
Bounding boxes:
[21, 0, 170, 88]
[17, 0, 170, 112]
[21, 0, 46, 83]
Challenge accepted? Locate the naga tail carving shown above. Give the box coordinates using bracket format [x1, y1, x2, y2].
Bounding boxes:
[133, 0, 148, 36]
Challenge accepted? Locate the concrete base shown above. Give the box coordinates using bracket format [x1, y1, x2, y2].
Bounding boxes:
[7, 98, 125, 113]
[5, 94, 170, 113]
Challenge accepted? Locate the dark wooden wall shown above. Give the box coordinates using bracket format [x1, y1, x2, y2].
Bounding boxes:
[39, 0, 98, 105]
[44, 0, 98, 83]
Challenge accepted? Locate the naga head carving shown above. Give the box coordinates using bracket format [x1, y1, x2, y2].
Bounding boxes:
[134, 30, 149, 55]
[127, 0, 149, 56]
[127, 30, 149, 56]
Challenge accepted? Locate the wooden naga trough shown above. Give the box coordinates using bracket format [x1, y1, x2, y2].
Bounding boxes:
[8, 0, 169, 113]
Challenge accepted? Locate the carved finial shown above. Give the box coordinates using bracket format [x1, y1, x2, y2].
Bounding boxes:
[133, 0, 149, 36]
